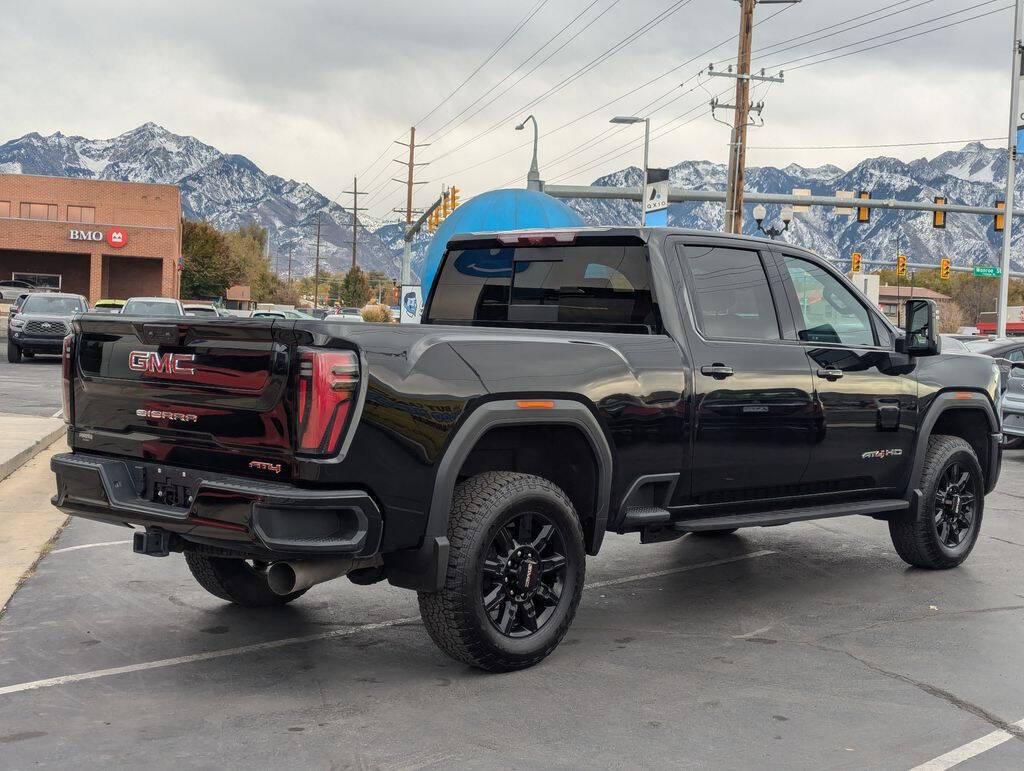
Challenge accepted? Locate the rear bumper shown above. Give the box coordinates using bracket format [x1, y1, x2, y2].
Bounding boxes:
[50, 452, 383, 559]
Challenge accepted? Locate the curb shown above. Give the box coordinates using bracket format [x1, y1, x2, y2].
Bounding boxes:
[0, 424, 66, 484]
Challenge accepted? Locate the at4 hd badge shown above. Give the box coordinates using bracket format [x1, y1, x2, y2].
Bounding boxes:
[106, 226, 127, 249]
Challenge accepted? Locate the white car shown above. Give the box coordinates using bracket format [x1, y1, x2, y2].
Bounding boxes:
[122, 297, 186, 317]
[323, 313, 364, 323]
[0, 279, 37, 301]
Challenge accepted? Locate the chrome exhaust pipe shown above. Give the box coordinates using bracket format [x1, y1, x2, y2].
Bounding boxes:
[266, 556, 382, 596]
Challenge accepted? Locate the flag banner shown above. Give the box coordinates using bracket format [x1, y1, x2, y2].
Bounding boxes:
[643, 168, 670, 227]
[400, 285, 422, 324]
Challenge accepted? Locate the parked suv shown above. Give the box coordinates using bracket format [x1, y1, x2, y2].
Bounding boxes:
[7, 292, 87, 362]
[51, 228, 1002, 671]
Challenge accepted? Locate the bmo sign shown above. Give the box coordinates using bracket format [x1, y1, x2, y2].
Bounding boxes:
[69, 226, 127, 249]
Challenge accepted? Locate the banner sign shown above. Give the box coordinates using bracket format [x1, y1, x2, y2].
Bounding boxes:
[643, 168, 670, 227]
[1018, 58, 1024, 154]
[400, 285, 422, 324]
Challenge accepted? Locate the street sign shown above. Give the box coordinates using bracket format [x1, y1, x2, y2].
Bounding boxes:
[792, 188, 811, 212]
[835, 190, 854, 216]
[400, 285, 422, 324]
[973, 265, 1002, 277]
[643, 168, 669, 227]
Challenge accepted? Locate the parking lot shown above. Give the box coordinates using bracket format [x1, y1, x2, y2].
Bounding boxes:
[0, 336, 62, 417]
[1, 428, 1023, 767]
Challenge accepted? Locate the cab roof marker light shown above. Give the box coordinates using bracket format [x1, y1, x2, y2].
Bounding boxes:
[497, 231, 578, 246]
[516, 400, 555, 409]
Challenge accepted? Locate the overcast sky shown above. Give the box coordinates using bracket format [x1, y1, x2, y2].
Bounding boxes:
[0, 0, 1016, 219]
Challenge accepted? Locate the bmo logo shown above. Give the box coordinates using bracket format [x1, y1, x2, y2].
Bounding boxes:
[69, 227, 128, 249]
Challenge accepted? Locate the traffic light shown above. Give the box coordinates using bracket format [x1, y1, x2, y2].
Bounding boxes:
[940, 257, 950, 280]
[897, 254, 907, 277]
[857, 191, 871, 223]
[427, 207, 439, 233]
[450, 186, 460, 210]
[441, 190, 451, 217]
[933, 196, 946, 229]
[850, 252, 862, 273]
[995, 200, 1005, 232]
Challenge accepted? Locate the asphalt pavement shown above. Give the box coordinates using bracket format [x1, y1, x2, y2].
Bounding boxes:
[2, 453, 1024, 768]
[0, 339, 63, 417]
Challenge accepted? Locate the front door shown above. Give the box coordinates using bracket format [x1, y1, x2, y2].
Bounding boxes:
[675, 239, 817, 502]
[775, 252, 917, 494]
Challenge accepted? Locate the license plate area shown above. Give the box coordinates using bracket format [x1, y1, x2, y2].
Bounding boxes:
[144, 465, 203, 510]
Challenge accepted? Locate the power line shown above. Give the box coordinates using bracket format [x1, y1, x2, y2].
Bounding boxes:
[766, 0, 1009, 71]
[415, 0, 550, 129]
[748, 137, 1005, 150]
[425, 0, 607, 140]
[428, 0, 696, 164]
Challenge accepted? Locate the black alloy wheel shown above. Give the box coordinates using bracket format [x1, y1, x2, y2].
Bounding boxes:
[889, 434, 984, 569]
[481, 511, 567, 638]
[933, 461, 977, 548]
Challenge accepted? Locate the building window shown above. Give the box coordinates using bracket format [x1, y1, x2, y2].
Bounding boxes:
[12, 272, 61, 290]
[67, 205, 95, 223]
[20, 202, 58, 221]
[0, 201, 10, 218]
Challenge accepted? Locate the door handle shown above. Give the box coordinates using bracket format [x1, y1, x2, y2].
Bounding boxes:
[701, 364, 734, 379]
[816, 368, 844, 381]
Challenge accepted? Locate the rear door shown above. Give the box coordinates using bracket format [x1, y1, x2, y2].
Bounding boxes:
[773, 250, 917, 494]
[72, 315, 296, 479]
[673, 237, 816, 502]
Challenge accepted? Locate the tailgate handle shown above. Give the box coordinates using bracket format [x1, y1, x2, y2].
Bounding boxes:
[142, 325, 180, 345]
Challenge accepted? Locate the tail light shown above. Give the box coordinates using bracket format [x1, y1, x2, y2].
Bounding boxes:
[296, 349, 359, 455]
[61, 334, 74, 423]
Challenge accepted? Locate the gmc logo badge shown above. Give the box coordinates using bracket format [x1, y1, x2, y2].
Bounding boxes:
[129, 351, 196, 376]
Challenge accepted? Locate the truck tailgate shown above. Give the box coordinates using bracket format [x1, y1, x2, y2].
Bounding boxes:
[71, 315, 297, 479]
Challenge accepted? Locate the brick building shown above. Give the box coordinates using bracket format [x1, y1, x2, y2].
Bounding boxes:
[0, 173, 181, 303]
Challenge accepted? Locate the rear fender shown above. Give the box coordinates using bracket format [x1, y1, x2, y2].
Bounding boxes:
[384, 398, 613, 591]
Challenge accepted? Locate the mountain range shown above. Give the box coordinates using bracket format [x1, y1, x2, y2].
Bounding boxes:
[1, 123, 1020, 280]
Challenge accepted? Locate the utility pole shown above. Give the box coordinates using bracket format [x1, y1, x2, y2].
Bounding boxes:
[342, 176, 368, 271]
[287, 244, 293, 284]
[715, 0, 797, 234]
[392, 127, 429, 285]
[997, 0, 1023, 337]
[313, 214, 322, 310]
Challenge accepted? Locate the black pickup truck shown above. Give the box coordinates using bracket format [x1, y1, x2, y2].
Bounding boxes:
[51, 227, 1002, 671]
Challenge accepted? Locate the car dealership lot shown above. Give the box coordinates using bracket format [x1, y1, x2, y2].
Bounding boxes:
[1, 455, 1023, 768]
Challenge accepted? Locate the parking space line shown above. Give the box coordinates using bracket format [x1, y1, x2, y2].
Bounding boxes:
[49, 540, 132, 555]
[910, 718, 1024, 770]
[0, 549, 778, 697]
[51, 409, 63, 418]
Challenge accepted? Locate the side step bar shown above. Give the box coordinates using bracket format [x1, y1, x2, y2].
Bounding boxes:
[672, 499, 909, 533]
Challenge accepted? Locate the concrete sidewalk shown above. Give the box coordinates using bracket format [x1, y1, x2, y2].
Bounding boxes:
[0, 412, 66, 483]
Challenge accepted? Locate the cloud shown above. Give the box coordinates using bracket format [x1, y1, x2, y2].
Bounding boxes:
[0, 0, 1015, 218]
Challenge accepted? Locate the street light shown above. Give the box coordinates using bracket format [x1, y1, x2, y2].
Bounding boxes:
[610, 115, 650, 184]
[515, 115, 541, 191]
[752, 204, 793, 239]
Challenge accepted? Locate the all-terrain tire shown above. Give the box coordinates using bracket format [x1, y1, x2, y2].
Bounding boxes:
[889, 435, 984, 569]
[6, 343, 21, 364]
[184, 552, 308, 607]
[418, 471, 586, 672]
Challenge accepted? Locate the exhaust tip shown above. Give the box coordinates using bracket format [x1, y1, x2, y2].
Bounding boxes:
[266, 562, 298, 596]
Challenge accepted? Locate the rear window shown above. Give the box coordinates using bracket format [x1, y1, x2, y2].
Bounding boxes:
[123, 300, 182, 316]
[426, 242, 659, 333]
[22, 295, 85, 315]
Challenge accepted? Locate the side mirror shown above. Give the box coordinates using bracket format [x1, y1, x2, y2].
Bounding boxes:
[900, 298, 941, 356]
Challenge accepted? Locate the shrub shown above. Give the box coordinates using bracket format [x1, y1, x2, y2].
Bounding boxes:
[361, 305, 393, 323]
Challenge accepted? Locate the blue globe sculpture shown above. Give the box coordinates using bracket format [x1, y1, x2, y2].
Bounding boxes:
[419, 188, 586, 296]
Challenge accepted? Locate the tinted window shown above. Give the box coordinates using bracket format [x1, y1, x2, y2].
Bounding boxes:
[680, 245, 780, 341]
[22, 296, 85, 315]
[428, 243, 658, 331]
[123, 300, 182, 316]
[783, 256, 875, 347]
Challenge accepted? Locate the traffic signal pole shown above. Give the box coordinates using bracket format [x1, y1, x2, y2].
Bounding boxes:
[997, 0, 1024, 337]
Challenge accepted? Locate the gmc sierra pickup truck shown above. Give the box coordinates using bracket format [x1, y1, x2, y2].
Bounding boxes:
[51, 227, 1002, 671]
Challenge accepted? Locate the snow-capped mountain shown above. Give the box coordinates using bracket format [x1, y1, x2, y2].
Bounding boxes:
[0, 123, 399, 277]
[1, 123, 1018, 279]
[565, 143, 1022, 271]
